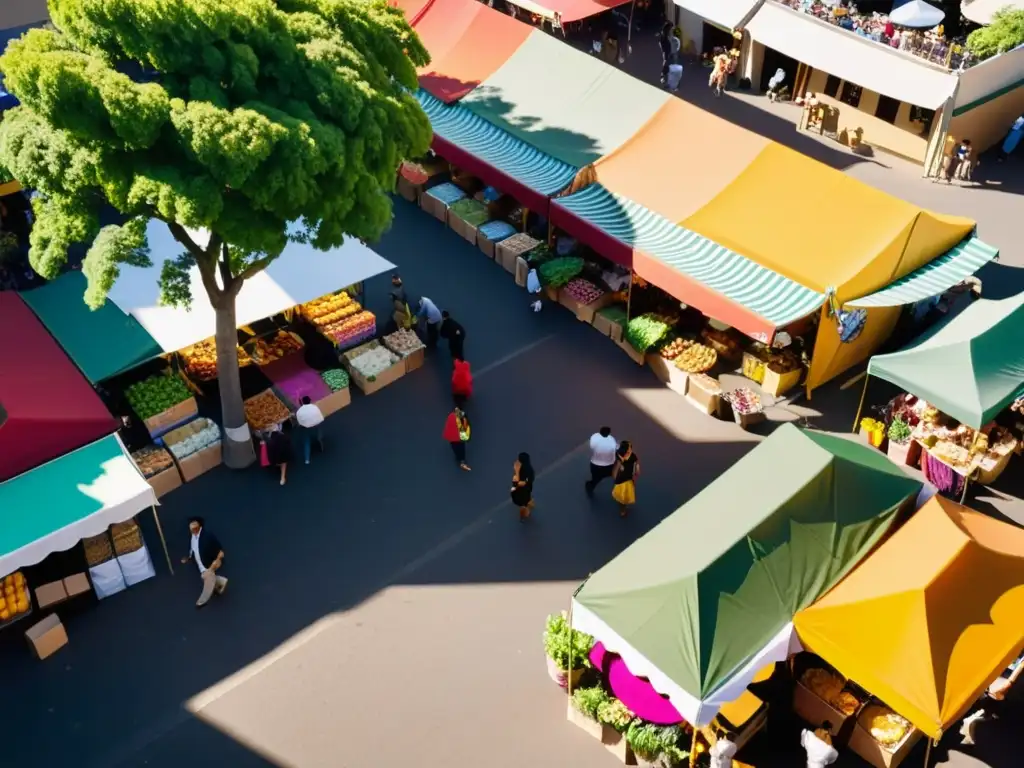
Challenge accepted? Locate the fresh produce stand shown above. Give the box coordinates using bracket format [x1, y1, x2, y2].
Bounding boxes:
[299, 291, 377, 351]
[562, 425, 920, 766]
[341, 341, 405, 396]
[124, 371, 199, 439]
[794, 496, 1024, 768]
[855, 292, 1024, 498]
[382, 329, 426, 374]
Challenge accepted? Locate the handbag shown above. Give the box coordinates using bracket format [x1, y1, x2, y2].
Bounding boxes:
[259, 440, 270, 467]
[458, 415, 471, 442]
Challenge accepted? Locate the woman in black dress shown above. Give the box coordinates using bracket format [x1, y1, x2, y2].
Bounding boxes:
[511, 452, 536, 522]
[267, 421, 295, 486]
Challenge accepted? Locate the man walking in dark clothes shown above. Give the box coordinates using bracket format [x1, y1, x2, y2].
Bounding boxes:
[659, 22, 673, 84]
[181, 516, 227, 608]
[440, 310, 466, 362]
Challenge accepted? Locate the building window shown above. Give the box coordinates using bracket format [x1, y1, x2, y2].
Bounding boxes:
[824, 75, 842, 98]
[839, 81, 863, 108]
[875, 96, 901, 124]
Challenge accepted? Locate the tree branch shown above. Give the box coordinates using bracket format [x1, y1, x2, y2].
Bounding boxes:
[166, 221, 206, 259]
[234, 254, 276, 284]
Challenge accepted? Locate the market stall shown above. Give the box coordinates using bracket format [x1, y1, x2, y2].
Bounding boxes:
[794, 496, 1024, 767]
[0, 292, 120, 483]
[0, 434, 171, 639]
[856, 291, 1024, 496]
[570, 424, 921, 728]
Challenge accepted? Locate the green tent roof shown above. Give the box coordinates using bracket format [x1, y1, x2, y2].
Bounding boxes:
[575, 425, 920, 714]
[868, 291, 1024, 429]
[21, 272, 162, 384]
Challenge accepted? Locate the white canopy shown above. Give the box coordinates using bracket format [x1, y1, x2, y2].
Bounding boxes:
[961, 0, 1024, 25]
[745, 2, 958, 109]
[107, 220, 396, 353]
[673, 0, 761, 31]
[0, 435, 157, 578]
[890, 0, 945, 28]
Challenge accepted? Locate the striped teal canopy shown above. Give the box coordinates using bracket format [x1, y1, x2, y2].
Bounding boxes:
[849, 236, 998, 308]
[554, 185, 826, 333]
[418, 89, 577, 209]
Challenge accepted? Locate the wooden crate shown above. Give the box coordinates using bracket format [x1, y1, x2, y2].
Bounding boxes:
[848, 719, 922, 768]
[614, 337, 645, 366]
[475, 231, 498, 259]
[448, 215, 480, 244]
[315, 386, 351, 418]
[419, 193, 448, 223]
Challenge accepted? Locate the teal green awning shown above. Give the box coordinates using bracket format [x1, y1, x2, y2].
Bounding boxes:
[20, 272, 162, 384]
[553, 185, 825, 336]
[849, 235, 999, 308]
[418, 89, 577, 198]
[868, 291, 1024, 429]
[0, 435, 156, 577]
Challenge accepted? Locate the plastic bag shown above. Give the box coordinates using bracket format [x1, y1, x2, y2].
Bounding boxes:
[667, 64, 683, 91]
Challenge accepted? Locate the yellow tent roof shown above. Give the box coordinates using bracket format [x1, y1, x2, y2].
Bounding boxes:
[682, 144, 975, 303]
[794, 497, 1024, 738]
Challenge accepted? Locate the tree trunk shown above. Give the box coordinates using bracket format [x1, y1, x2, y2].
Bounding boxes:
[214, 298, 256, 468]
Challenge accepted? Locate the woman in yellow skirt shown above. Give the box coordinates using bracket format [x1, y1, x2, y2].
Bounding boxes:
[611, 441, 640, 518]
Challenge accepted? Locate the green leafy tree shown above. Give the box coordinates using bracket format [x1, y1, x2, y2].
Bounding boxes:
[0, 0, 431, 466]
[967, 8, 1024, 60]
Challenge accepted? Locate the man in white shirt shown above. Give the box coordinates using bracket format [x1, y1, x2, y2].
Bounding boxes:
[296, 396, 325, 465]
[585, 426, 617, 496]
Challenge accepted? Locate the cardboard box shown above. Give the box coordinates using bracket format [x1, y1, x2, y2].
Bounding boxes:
[792, 681, 850, 739]
[419, 193, 448, 223]
[566, 701, 636, 764]
[403, 347, 425, 373]
[848, 718, 922, 768]
[608, 318, 625, 344]
[646, 353, 673, 384]
[575, 294, 614, 325]
[515, 256, 529, 288]
[143, 397, 199, 438]
[475, 231, 497, 259]
[544, 285, 561, 303]
[63, 573, 92, 598]
[34, 581, 68, 610]
[686, 380, 722, 417]
[733, 409, 767, 430]
[495, 235, 538, 274]
[614, 336, 645, 366]
[762, 366, 802, 398]
[316, 386, 351, 418]
[396, 176, 419, 203]
[350, 360, 405, 395]
[146, 464, 183, 498]
[591, 311, 613, 337]
[558, 291, 582, 315]
[499, 247, 518, 274]
[25, 615, 68, 660]
[176, 443, 222, 482]
[448, 215, 480, 244]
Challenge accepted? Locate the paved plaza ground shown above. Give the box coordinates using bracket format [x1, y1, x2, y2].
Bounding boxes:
[3, 30, 1024, 768]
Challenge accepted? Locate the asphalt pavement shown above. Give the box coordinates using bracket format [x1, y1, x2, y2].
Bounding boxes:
[1, 201, 1021, 766]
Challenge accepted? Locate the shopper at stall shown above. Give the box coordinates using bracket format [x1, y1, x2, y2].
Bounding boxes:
[440, 310, 466, 361]
[709, 738, 737, 768]
[801, 722, 839, 768]
[417, 296, 443, 348]
[585, 426, 618, 497]
[442, 402, 472, 472]
[181, 516, 227, 608]
[658, 21, 673, 84]
[611, 440, 639, 518]
[511, 452, 536, 521]
[452, 359, 473, 402]
[267, 422, 294, 486]
[296, 396, 325, 465]
[389, 273, 415, 330]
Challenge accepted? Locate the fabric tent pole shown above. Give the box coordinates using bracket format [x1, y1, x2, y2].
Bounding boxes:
[566, 596, 576, 696]
[960, 430, 982, 504]
[924, 738, 932, 767]
[626, 272, 634, 321]
[626, 0, 636, 57]
[852, 373, 869, 432]
[151, 504, 174, 576]
[522, 208, 529, 233]
[688, 726, 698, 768]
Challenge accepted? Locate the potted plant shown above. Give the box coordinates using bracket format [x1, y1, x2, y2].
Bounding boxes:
[543, 611, 593, 689]
[597, 698, 638, 763]
[569, 685, 609, 739]
[626, 722, 690, 768]
[886, 416, 919, 466]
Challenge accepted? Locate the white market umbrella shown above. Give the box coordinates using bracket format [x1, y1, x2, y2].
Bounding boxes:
[890, 0, 945, 28]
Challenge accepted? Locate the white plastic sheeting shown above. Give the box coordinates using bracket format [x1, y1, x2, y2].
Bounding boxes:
[673, 0, 761, 31]
[106, 220, 396, 353]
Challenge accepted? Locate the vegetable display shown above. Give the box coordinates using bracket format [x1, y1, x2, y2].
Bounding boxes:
[449, 198, 490, 226]
[543, 611, 594, 673]
[249, 331, 303, 365]
[181, 338, 251, 381]
[674, 343, 717, 373]
[701, 327, 743, 359]
[125, 373, 193, 420]
[800, 666, 861, 716]
[859, 703, 912, 750]
[301, 292, 361, 326]
[131, 446, 175, 478]
[324, 311, 376, 348]
[658, 337, 693, 361]
[383, 328, 425, 357]
[562, 278, 604, 305]
[244, 391, 291, 430]
[726, 388, 763, 415]
[887, 416, 912, 445]
[321, 369, 349, 392]
[348, 345, 400, 380]
[742, 352, 766, 383]
[0, 572, 30, 623]
[625, 313, 671, 353]
[538, 256, 584, 288]
[163, 418, 221, 459]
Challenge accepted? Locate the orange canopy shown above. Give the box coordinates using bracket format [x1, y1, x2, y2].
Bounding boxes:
[412, 0, 532, 102]
[794, 497, 1024, 738]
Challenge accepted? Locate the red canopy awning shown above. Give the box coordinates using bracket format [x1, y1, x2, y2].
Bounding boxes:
[0, 292, 118, 482]
[412, 0, 532, 102]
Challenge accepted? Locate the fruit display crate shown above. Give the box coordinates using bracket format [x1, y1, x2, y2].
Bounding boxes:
[333, 325, 377, 352]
